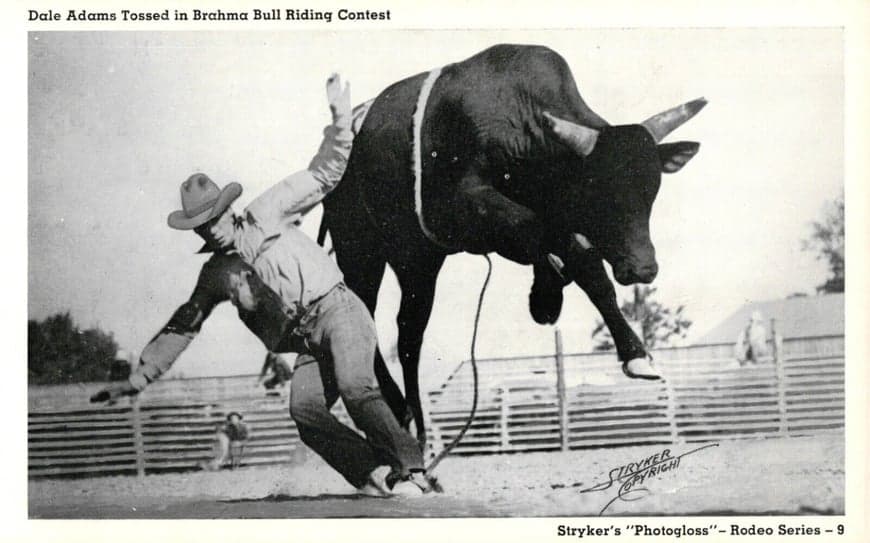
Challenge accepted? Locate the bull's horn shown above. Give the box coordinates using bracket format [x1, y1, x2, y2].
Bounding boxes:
[641, 97, 707, 143]
[542, 111, 599, 156]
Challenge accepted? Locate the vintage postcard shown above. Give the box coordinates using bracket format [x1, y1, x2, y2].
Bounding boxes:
[9, 1, 870, 541]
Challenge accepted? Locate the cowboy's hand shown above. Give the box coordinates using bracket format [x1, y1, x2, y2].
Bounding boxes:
[326, 72, 351, 123]
[90, 381, 138, 403]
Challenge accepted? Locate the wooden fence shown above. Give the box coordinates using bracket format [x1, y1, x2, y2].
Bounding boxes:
[28, 378, 348, 479]
[426, 333, 844, 454]
[29, 334, 844, 479]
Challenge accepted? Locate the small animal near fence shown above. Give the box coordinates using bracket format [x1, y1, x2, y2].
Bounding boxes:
[28, 334, 844, 479]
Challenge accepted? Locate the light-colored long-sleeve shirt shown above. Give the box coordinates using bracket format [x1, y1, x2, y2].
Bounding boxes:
[229, 212, 345, 317]
[129, 100, 364, 391]
[245, 125, 353, 228]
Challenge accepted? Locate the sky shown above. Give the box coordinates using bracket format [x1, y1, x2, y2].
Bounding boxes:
[28, 28, 843, 388]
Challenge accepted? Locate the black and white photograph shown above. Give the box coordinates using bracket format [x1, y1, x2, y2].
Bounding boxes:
[13, 1, 869, 539]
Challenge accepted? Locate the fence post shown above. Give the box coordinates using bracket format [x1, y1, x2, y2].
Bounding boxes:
[665, 373, 680, 444]
[555, 328, 569, 451]
[131, 394, 146, 479]
[772, 319, 788, 436]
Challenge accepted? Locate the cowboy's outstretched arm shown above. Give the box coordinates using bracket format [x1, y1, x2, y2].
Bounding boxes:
[129, 298, 210, 389]
[91, 268, 225, 402]
[245, 73, 358, 228]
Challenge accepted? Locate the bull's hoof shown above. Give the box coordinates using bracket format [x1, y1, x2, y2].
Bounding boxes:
[529, 286, 563, 324]
[622, 356, 662, 380]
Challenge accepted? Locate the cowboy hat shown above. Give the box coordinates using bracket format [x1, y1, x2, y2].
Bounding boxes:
[167, 173, 243, 230]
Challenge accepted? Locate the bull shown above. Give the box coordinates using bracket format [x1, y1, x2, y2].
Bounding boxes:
[320, 44, 705, 445]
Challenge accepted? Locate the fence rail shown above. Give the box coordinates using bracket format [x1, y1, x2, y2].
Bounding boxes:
[425, 334, 844, 454]
[29, 334, 844, 479]
[27, 381, 359, 478]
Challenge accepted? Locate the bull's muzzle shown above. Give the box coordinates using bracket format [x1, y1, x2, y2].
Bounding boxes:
[614, 260, 658, 285]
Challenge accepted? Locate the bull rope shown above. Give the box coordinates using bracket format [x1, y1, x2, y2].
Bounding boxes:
[425, 253, 491, 475]
[410, 65, 490, 475]
[411, 66, 458, 251]
[412, 65, 491, 477]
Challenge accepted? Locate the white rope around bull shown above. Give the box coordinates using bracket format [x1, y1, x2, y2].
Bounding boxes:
[410, 66, 490, 480]
[411, 66, 456, 251]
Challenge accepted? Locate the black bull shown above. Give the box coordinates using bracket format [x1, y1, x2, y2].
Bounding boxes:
[319, 44, 705, 445]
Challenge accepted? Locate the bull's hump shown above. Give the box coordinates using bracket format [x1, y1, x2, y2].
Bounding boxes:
[469, 43, 562, 68]
[438, 44, 606, 160]
[461, 44, 575, 91]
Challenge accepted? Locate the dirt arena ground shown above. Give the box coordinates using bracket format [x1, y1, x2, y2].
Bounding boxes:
[29, 434, 843, 518]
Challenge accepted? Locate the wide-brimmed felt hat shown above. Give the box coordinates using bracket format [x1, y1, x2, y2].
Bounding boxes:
[167, 173, 242, 230]
[226, 412, 243, 421]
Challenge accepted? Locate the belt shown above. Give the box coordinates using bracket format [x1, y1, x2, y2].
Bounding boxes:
[292, 282, 344, 331]
[282, 282, 344, 358]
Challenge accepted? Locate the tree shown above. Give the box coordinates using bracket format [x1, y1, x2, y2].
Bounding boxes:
[802, 194, 844, 294]
[591, 286, 692, 351]
[28, 312, 119, 385]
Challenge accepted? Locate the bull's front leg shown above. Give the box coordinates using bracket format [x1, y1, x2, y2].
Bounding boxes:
[567, 250, 661, 380]
[458, 180, 551, 265]
[529, 259, 572, 325]
[458, 179, 572, 322]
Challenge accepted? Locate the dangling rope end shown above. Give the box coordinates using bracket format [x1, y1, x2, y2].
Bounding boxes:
[425, 254, 492, 477]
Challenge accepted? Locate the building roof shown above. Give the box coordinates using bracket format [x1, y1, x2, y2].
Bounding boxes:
[695, 293, 844, 344]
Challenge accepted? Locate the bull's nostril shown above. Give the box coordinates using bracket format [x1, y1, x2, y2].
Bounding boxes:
[640, 263, 658, 283]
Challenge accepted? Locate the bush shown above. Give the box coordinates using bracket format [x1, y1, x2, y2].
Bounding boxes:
[28, 312, 119, 385]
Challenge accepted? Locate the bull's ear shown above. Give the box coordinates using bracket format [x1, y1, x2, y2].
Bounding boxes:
[658, 141, 700, 174]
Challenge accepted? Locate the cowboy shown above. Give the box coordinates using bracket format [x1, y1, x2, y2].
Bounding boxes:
[201, 411, 250, 471]
[90, 74, 431, 497]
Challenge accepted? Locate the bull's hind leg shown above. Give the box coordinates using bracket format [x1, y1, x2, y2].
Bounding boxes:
[332, 233, 412, 428]
[391, 255, 445, 448]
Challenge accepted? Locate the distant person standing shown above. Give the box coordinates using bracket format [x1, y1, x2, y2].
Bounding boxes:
[735, 311, 769, 365]
[201, 412, 250, 470]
